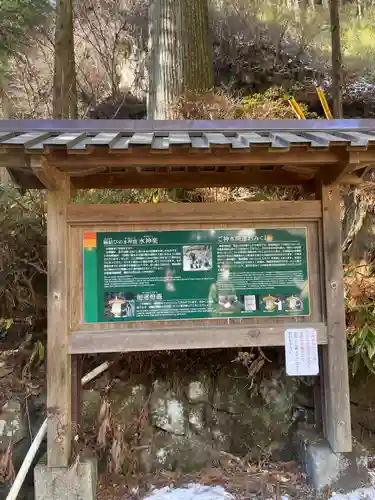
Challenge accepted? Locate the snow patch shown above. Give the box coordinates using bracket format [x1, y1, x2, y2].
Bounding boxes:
[331, 488, 375, 499]
[144, 484, 288, 500]
[144, 484, 234, 500]
[330, 470, 375, 500]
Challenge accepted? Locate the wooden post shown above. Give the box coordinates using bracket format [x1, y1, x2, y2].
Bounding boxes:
[319, 183, 352, 452]
[0, 168, 11, 185]
[71, 354, 82, 436]
[313, 379, 322, 432]
[47, 172, 72, 467]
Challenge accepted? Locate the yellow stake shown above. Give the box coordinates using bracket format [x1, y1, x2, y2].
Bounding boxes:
[317, 87, 333, 120]
[288, 97, 306, 120]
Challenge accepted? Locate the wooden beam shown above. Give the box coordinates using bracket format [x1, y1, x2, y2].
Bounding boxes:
[340, 173, 362, 185]
[0, 152, 29, 167]
[69, 323, 328, 354]
[353, 165, 372, 179]
[47, 172, 72, 467]
[71, 171, 364, 190]
[0, 168, 11, 185]
[31, 156, 59, 190]
[47, 148, 347, 170]
[0, 153, 31, 187]
[67, 200, 322, 224]
[317, 160, 357, 185]
[349, 150, 375, 164]
[303, 173, 362, 195]
[71, 170, 310, 189]
[318, 183, 352, 453]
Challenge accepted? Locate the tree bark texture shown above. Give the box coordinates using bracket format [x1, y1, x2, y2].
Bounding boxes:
[329, 0, 343, 118]
[180, 0, 213, 93]
[342, 188, 370, 263]
[53, 0, 78, 119]
[147, 0, 214, 119]
[148, 0, 181, 119]
[0, 84, 13, 185]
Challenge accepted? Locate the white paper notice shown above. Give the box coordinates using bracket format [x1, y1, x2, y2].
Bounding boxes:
[285, 328, 319, 376]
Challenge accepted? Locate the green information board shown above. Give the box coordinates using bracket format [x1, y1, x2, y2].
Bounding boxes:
[83, 228, 310, 323]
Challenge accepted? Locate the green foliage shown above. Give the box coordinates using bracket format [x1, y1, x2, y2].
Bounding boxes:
[0, 318, 13, 338]
[241, 87, 319, 120]
[345, 266, 375, 377]
[175, 87, 299, 120]
[37, 339, 45, 363]
[0, 186, 47, 321]
[348, 304, 375, 377]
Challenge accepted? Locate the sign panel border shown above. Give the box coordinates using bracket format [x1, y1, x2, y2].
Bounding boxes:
[83, 226, 311, 324]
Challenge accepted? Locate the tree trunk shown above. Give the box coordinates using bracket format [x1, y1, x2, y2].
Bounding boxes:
[53, 0, 77, 119]
[342, 187, 370, 264]
[147, 0, 181, 119]
[0, 83, 13, 185]
[180, 0, 213, 92]
[356, 0, 363, 19]
[147, 0, 213, 119]
[329, 0, 343, 118]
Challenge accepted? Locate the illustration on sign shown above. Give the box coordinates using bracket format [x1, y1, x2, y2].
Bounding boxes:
[83, 228, 310, 323]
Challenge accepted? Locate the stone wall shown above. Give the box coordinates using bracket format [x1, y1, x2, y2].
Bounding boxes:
[80, 350, 313, 473]
[0, 349, 316, 491]
[3, 358, 375, 498]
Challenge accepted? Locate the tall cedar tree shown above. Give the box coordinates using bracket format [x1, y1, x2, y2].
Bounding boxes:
[329, 0, 343, 118]
[147, 0, 213, 119]
[53, 0, 78, 119]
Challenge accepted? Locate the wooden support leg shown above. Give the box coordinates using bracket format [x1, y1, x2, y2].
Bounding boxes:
[71, 354, 82, 437]
[47, 174, 72, 467]
[319, 183, 352, 452]
[313, 378, 322, 433]
[313, 347, 326, 434]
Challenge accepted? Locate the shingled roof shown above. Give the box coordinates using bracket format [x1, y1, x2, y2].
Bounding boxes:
[0, 119, 374, 189]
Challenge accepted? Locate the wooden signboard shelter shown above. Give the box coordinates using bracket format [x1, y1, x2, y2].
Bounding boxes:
[0, 118, 373, 471]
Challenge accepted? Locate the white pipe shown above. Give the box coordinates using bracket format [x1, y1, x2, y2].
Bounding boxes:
[5, 360, 112, 500]
[6, 418, 48, 500]
[81, 361, 111, 386]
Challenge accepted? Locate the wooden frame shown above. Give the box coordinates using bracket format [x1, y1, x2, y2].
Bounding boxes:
[65, 195, 352, 454]
[1, 119, 357, 466]
[68, 201, 325, 354]
[63, 192, 351, 456]
[71, 324, 328, 354]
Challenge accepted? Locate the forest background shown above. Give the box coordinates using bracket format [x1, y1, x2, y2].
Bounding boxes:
[1, 0, 375, 494]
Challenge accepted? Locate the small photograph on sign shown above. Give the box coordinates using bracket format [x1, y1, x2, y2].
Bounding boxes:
[285, 295, 303, 312]
[219, 295, 239, 312]
[104, 292, 136, 319]
[183, 245, 212, 271]
[241, 294, 257, 312]
[261, 294, 283, 312]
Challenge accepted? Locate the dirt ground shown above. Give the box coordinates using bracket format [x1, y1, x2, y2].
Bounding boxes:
[96, 462, 324, 500]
